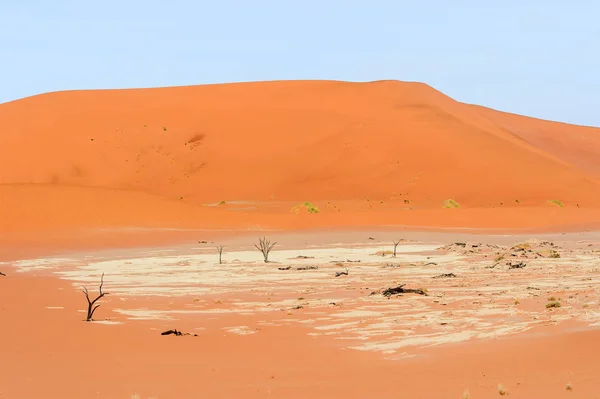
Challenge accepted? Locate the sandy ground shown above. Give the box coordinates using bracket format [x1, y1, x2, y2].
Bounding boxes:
[2, 230, 600, 398]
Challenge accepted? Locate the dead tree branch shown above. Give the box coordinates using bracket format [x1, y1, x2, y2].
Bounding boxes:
[82, 273, 108, 321]
[335, 267, 349, 277]
[217, 245, 224, 264]
[382, 284, 428, 297]
[254, 237, 276, 263]
[161, 329, 183, 336]
[0, 271, 5, 276]
[433, 273, 457, 279]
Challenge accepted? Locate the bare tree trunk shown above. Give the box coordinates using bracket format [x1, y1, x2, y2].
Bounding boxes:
[254, 237, 276, 263]
[217, 246, 224, 264]
[393, 240, 401, 257]
[82, 273, 108, 321]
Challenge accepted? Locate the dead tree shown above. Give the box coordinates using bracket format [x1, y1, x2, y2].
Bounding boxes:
[392, 240, 401, 257]
[254, 237, 276, 263]
[217, 246, 224, 264]
[82, 273, 108, 321]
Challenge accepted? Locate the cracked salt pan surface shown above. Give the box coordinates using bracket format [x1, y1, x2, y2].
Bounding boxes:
[8, 241, 600, 355]
[223, 326, 256, 335]
[6, 244, 448, 297]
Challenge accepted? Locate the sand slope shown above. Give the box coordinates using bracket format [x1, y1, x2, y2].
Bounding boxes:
[1, 80, 600, 236]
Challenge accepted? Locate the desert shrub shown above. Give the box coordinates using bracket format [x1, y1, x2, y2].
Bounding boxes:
[549, 199, 564, 208]
[442, 199, 459, 209]
[292, 202, 320, 214]
[546, 301, 561, 309]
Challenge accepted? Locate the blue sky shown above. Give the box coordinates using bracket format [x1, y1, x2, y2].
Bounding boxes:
[1, 1, 599, 126]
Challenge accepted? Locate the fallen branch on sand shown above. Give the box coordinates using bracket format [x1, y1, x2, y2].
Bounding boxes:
[335, 267, 349, 277]
[278, 265, 319, 271]
[297, 265, 319, 271]
[382, 284, 428, 297]
[162, 329, 183, 336]
[433, 273, 457, 279]
[161, 329, 197, 337]
[508, 261, 527, 269]
[0, 271, 5, 276]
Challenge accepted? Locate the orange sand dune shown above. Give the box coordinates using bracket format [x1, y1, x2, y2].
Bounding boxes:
[469, 104, 600, 178]
[2, 80, 600, 240]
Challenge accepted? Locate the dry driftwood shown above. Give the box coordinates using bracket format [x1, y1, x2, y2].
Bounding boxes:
[82, 273, 108, 322]
[382, 284, 428, 297]
[278, 266, 292, 271]
[0, 271, 5, 277]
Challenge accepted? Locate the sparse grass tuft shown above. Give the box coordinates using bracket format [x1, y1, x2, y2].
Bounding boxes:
[304, 202, 320, 213]
[494, 254, 505, 262]
[218, 200, 226, 205]
[442, 199, 459, 209]
[514, 299, 520, 305]
[546, 301, 561, 309]
[497, 383, 508, 396]
[162, 126, 168, 131]
[463, 389, 471, 399]
[548, 296, 557, 301]
[549, 199, 564, 208]
[292, 202, 320, 214]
